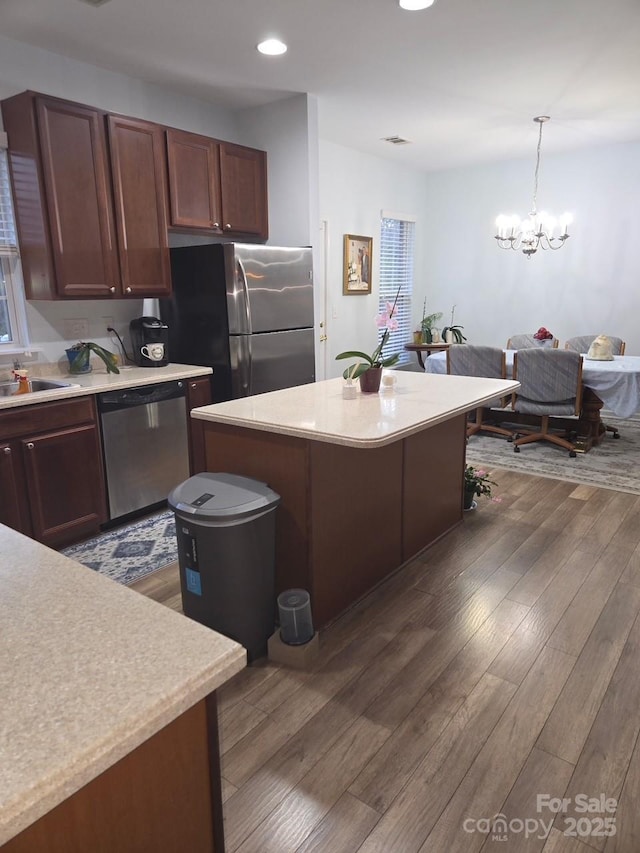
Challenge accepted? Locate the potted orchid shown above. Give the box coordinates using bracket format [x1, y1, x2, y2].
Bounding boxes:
[336, 285, 402, 393]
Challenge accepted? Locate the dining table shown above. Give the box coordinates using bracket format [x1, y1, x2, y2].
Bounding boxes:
[423, 349, 640, 447]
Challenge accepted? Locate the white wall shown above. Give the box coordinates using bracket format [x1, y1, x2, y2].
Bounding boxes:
[318, 140, 430, 378]
[422, 142, 640, 355]
[237, 94, 317, 248]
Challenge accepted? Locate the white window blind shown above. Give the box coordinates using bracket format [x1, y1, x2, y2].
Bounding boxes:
[378, 216, 415, 365]
[0, 146, 18, 257]
[0, 139, 29, 349]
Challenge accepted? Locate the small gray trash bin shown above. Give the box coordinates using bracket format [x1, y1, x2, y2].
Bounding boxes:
[168, 472, 281, 661]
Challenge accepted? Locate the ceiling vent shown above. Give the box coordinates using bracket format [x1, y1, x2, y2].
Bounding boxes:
[77, 0, 113, 6]
[381, 135, 412, 145]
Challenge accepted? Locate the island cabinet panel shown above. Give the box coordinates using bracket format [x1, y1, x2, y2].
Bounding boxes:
[309, 441, 403, 627]
[185, 375, 213, 474]
[202, 424, 312, 594]
[402, 414, 467, 560]
[166, 129, 222, 230]
[219, 142, 268, 238]
[200, 416, 463, 629]
[107, 115, 172, 298]
[3, 695, 225, 853]
[0, 442, 32, 537]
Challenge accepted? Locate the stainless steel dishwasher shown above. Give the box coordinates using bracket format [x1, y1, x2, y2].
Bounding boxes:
[97, 380, 190, 521]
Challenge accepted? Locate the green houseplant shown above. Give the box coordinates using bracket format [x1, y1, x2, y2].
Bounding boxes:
[420, 299, 443, 343]
[442, 304, 467, 344]
[66, 341, 120, 375]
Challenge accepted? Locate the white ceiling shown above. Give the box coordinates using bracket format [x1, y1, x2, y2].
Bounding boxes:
[2, 0, 640, 172]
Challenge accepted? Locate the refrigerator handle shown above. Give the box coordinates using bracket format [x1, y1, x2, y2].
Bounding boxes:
[234, 334, 252, 397]
[236, 258, 253, 334]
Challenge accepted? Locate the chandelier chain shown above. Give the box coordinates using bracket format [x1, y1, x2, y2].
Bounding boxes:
[532, 118, 543, 215]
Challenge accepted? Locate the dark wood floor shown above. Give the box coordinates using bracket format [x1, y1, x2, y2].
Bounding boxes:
[131, 469, 640, 852]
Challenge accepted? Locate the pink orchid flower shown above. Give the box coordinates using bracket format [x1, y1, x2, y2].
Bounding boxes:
[376, 301, 399, 332]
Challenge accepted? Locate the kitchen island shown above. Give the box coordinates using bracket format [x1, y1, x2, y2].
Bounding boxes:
[192, 372, 518, 627]
[0, 524, 245, 852]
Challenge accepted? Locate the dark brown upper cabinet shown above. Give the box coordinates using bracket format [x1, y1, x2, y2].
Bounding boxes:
[2, 93, 120, 299]
[167, 130, 268, 239]
[107, 115, 171, 297]
[166, 128, 222, 231]
[1, 92, 171, 299]
[219, 142, 268, 238]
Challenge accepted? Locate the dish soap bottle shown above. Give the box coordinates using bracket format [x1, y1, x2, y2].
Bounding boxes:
[12, 369, 31, 395]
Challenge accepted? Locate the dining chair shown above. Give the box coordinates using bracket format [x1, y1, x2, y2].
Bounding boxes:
[511, 349, 583, 457]
[564, 336, 625, 439]
[447, 345, 513, 439]
[506, 334, 559, 349]
[564, 335, 626, 355]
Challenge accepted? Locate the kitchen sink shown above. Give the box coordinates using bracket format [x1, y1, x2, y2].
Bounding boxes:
[0, 377, 80, 397]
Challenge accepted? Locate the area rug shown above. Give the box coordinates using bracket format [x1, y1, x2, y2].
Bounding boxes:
[61, 509, 177, 585]
[466, 414, 640, 495]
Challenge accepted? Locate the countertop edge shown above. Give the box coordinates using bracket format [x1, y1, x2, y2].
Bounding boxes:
[0, 364, 212, 411]
[1, 646, 245, 846]
[191, 380, 521, 447]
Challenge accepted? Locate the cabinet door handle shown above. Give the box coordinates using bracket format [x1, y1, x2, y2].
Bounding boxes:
[126, 287, 132, 294]
[190, 382, 197, 389]
[225, 223, 231, 230]
[26, 442, 34, 450]
[212, 222, 220, 228]
[110, 286, 116, 293]
[3, 447, 10, 454]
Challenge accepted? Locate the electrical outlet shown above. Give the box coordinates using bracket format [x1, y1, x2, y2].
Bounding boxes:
[63, 318, 90, 340]
[102, 316, 114, 333]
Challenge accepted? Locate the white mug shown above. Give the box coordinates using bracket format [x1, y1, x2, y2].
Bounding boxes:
[141, 343, 165, 361]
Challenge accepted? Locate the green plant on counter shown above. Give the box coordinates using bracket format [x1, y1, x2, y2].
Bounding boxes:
[442, 304, 467, 344]
[66, 341, 120, 374]
[420, 298, 443, 343]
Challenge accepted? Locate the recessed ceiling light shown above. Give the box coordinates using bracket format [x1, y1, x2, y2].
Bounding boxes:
[257, 38, 287, 56]
[399, 0, 437, 9]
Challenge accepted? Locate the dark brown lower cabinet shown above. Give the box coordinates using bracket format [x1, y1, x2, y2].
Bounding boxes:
[0, 442, 32, 537]
[3, 693, 226, 853]
[22, 422, 106, 548]
[0, 398, 106, 548]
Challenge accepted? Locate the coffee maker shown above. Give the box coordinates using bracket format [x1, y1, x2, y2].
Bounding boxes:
[129, 316, 169, 368]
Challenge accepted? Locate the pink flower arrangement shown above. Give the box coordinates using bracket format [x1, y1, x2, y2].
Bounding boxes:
[465, 465, 501, 502]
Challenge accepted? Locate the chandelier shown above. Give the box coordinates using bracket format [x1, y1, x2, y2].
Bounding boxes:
[495, 116, 572, 257]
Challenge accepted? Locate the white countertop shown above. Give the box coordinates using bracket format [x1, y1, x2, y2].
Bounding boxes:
[0, 524, 245, 845]
[191, 372, 520, 447]
[0, 363, 212, 411]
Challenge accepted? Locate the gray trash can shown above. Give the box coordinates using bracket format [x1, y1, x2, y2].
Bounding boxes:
[168, 472, 281, 661]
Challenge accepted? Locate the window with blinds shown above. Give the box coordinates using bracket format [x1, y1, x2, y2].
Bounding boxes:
[0, 142, 28, 348]
[378, 215, 415, 365]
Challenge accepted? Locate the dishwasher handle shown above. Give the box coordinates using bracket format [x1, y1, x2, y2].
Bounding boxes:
[97, 380, 185, 414]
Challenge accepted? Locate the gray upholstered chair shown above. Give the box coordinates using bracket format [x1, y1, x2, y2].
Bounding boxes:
[506, 334, 559, 349]
[564, 335, 626, 355]
[447, 345, 513, 439]
[511, 349, 583, 457]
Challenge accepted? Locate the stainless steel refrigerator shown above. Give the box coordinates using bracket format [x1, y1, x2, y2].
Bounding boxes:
[161, 243, 315, 402]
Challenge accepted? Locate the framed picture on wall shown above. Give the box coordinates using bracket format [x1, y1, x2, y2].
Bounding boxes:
[343, 234, 373, 295]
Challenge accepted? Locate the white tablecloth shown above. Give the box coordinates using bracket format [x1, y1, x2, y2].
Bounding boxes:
[424, 351, 640, 419]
